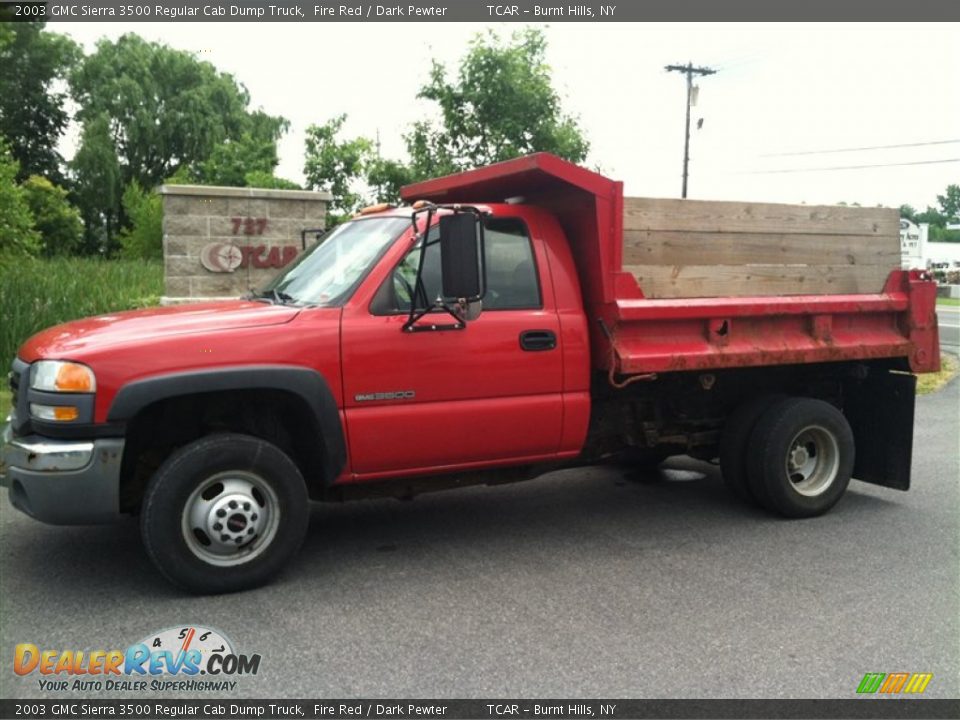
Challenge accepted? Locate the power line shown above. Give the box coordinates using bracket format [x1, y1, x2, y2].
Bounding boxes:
[665, 63, 718, 199]
[762, 139, 960, 157]
[740, 158, 960, 175]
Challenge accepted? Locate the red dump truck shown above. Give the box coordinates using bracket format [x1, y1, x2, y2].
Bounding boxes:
[1, 153, 940, 593]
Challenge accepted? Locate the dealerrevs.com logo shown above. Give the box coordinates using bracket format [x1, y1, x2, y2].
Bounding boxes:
[14, 626, 261, 693]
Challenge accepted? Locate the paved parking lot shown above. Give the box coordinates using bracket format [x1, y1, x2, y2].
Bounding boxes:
[1, 377, 957, 700]
[939, 305, 959, 352]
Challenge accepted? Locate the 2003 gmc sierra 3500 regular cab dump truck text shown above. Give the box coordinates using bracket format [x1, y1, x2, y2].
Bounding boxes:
[1, 154, 941, 593]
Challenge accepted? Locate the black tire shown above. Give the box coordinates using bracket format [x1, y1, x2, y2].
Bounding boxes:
[746, 397, 854, 518]
[141, 433, 309, 594]
[719, 394, 786, 505]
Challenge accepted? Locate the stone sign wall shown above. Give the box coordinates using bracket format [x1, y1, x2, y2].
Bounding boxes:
[159, 184, 332, 303]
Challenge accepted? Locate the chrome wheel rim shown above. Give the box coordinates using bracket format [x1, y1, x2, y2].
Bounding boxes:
[181, 471, 280, 566]
[784, 425, 840, 497]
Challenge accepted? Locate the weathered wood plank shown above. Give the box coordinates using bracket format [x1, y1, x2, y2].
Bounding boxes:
[623, 230, 901, 267]
[624, 264, 893, 299]
[623, 197, 899, 237]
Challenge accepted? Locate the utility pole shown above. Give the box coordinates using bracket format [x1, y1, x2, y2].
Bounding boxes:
[665, 62, 717, 198]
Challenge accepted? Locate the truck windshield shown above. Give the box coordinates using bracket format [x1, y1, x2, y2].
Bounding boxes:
[258, 216, 410, 306]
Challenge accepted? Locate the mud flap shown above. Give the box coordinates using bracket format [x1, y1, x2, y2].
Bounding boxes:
[845, 370, 916, 491]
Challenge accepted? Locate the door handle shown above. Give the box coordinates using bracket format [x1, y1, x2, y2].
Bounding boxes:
[519, 329, 557, 352]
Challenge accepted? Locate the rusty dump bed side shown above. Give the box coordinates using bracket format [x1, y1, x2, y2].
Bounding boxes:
[401, 153, 940, 375]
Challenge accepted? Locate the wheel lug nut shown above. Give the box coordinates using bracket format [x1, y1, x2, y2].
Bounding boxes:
[235, 537, 243, 544]
[251, 513, 258, 521]
[220, 534, 229, 542]
[216, 509, 226, 517]
[229, 500, 238, 509]
[243, 502, 251, 511]
[247, 528, 254, 535]
[213, 522, 222, 531]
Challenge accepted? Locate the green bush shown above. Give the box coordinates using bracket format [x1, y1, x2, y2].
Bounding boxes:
[929, 226, 960, 243]
[0, 140, 40, 255]
[20, 175, 84, 256]
[244, 170, 301, 190]
[118, 181, 163, 259]
[0, 254, 163, 368]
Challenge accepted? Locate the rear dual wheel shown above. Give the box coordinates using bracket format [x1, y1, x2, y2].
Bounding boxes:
[722, 396, 854, 518]
[719, 394, 785, 503]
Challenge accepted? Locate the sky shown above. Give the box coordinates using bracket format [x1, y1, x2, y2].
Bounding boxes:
[56, 22, 960, 210]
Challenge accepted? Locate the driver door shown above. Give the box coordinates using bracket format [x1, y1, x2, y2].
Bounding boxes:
[340, 217, 564, 478]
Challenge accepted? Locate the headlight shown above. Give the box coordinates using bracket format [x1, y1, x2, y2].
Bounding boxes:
[30, 361, 97, 393]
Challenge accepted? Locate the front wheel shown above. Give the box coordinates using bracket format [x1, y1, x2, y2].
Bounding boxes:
[746, 398, 854, 518]
[141, 433, 309, 593]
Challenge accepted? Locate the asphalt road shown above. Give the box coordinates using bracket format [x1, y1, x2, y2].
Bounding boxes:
[1, 379, 957, 701]
[939, 304, 960, 351]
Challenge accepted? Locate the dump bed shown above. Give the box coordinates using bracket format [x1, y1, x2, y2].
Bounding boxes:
[401, 153, 939, 375]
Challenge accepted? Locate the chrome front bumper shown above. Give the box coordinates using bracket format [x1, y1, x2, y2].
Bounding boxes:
[1, 423, 125, 525]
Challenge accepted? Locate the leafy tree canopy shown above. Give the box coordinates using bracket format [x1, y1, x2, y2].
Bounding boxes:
[407, 28, 589, 176]
[70, 33, 286, 191]
[0, 22, 80, 183]
[193, 111, 290, 187]
[937, 184, 959, 225]
[303, 114, 373, 217]
[303, 29, 589, 218]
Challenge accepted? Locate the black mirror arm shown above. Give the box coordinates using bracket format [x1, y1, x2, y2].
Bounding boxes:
[401, 204, 485, 333]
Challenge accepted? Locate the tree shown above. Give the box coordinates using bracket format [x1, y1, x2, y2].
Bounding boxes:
[0, 22, 80, 183]
[937, 184, 959, 225]
[304, 29, 589, 215]
[899, 204, 917, 223]
[303, 30, 589, 216]
[194, 112, 290, 187]
[0, 139, 40, 255]
[407, 28, 589, 175]
[303, 114, 373, 217]
[20, 175, 83, 256]
[365, 156, 415, 205]
[70, 114, 122, 253]
[70, 33, 286, 191]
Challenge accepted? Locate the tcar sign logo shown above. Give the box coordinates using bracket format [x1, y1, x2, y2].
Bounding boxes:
[200, 243, 299, 273]
[201, 243, 244, 273]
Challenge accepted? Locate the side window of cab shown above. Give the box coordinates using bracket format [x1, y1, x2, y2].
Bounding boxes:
[371, 217, 541, 314]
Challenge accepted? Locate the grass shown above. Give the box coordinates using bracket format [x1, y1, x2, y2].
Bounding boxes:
[0, 255, 163, 371]
[0, 389, 9, 422]
[916, 353, 959, 395]
[936, 297, 960, 307]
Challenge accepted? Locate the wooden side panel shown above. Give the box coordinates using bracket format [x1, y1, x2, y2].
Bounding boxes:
[623, 198, 899, 236]
[622, 230, 901, 267]
[622, 197, 900, 298]
[624, 264, 893, 299]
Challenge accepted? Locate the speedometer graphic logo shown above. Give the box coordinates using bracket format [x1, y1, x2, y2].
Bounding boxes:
[137, 625, 234, 668]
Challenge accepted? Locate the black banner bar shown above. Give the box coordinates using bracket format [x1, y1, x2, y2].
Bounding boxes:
[2, 699, 960, 720]
[2, 0, 960, 22]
